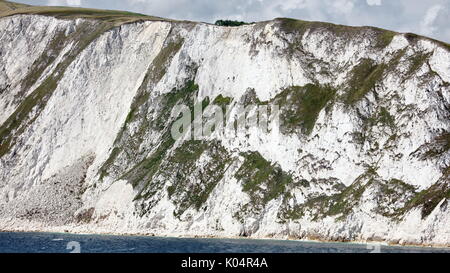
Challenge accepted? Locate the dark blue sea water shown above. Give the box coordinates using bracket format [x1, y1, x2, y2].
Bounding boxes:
[0, 232, 448, 253]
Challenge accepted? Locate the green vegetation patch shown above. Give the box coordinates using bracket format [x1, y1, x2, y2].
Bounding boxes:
[363, 107, 396, 130]
[273, 84, 337, 135]
[280, 170, 375, 221]
[237, 84, 336, 136]
[148, 39, 184, 85]
[214, 20, 251, 27]
[97, 39, 185, 179]
[122, 130, 175, 195]
[404, 179, 450, 219]
[235, 151, 293, 215]
[279, 167, 448, 222]
[154, 80, 198, 130]
[124, 38, 184, 128]
[375, 30, 396, 49]
[115, 80, 212, 215]
[343, 59, 386, 105]
[424, 133, 450, 158]
[116, 81, 199, 189]
[120, 38, 185, 127]
[377, 107, 396, 128]
[405, 51, 432, 79]
[240, 88, 268, 107]
[352, 106, 398, 146]
[213, 94, 233, 107]
[412, 132, 450, 160]
[16, 30, 68, 100]
[0, 1, 29, 14]
[374, 179, 417, 218]
[166, 140, 232, 217]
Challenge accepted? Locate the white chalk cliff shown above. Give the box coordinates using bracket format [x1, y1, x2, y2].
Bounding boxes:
[0, 1, 449, 246]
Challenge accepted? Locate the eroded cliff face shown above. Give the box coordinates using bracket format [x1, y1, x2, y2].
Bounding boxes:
[0, 7, 449, 246]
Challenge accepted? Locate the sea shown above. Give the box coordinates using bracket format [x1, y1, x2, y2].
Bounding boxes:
[0, 232, 448, 253]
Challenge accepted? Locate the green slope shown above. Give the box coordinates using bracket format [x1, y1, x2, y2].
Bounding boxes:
[0, 0, 169, 25]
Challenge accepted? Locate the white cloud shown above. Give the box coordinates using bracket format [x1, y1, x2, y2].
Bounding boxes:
[366, 0, 382, 6]
[330, 0, 355, 15]
[67, 0, 81, 6]
[420, 5, 443, 36]
[47, 0, 81, 6]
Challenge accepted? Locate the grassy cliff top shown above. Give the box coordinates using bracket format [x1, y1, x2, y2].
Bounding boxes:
[0, 0, 27, 12]
[0, 0, 169, 25]
[274, 17, 450, 51]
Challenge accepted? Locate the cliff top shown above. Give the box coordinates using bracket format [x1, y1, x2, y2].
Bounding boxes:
[0, 0, 449, 50]
[0, 0, 168, 25]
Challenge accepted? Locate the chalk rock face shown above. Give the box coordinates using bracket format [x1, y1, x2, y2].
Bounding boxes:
[0, 7, 449, 246]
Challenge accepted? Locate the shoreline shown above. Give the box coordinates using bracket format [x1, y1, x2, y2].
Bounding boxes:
[1, 228, 449, 250]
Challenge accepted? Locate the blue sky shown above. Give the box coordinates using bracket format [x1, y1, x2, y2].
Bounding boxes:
[13, 0, 450, 43]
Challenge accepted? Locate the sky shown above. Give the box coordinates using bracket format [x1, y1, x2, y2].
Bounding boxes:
[13, 0, 450, 43]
